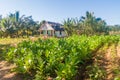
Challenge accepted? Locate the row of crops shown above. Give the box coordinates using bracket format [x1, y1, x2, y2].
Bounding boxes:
[6, 35, 120, 80]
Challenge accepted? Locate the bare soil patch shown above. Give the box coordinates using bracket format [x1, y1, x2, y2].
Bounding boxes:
[0, 60, 23, 80]
[90, 43, 120, 80]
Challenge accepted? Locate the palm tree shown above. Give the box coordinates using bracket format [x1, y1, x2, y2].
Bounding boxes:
[63, 18, 81, 36]
[63, 11, 108, 36]
[80, 11, 108, 35]
[0, 11, 39, 38]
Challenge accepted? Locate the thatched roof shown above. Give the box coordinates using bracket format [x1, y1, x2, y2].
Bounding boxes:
[39, 21, 64, 31]
[39, 22, 54, 30]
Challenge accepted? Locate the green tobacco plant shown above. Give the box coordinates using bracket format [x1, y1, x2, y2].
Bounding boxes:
[6, 35, 120, 79]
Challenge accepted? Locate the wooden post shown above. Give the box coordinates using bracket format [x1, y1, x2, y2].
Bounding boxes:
[40, 30, 41, 35]
[45, 30, 46, 35]
[53, 30, 54, 36]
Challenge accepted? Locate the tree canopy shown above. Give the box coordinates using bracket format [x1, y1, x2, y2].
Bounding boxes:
[0, 11, 119, 38]
[63, 11, 109, 36]
[0, 11, 39, 38]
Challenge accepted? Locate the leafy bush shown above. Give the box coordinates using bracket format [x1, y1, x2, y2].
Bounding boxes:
[6, 35, 120, 80]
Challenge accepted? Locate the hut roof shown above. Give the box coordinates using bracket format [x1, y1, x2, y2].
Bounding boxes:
[39, 21, 64, 31]
[39, 23, 54, 30]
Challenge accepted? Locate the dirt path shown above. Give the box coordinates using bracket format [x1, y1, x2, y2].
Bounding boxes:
[104, 44, 115, 80]
[93, 42, 120, 80]
[0, 60, 22, 80]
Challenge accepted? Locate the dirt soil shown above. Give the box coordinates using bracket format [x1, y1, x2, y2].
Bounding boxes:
[0, 60, 23, 80]
[92, 43, 120, 80]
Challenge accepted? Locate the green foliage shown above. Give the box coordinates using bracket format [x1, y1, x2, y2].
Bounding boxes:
[6, 35, 120, 79]
[87, 65, 106, 80]
[63, 11, 108, 36]
[0, 11, 39, 38]
[114, 77, 120, 80]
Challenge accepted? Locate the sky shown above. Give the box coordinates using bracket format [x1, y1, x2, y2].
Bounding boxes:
[0, 0, 120, 25]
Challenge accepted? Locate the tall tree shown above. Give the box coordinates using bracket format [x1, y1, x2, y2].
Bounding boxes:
[0, 11, 39, 38]
[63, 11, 108, 36]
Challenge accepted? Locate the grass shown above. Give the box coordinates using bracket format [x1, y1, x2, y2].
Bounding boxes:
[0, 38, 28, 45]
